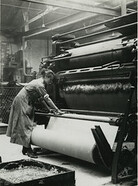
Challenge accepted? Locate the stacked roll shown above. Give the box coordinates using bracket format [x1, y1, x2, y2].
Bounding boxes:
[31, 114, 118, 164]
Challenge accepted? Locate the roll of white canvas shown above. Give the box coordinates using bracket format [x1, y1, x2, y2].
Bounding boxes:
[31, 113, 118, 163]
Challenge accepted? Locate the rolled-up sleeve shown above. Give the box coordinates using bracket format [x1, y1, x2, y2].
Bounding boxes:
[37, 86, 47, 97]
[44, 93, 49, 99]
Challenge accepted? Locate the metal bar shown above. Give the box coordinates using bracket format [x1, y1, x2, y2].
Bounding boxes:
[61, 108, 121, 117]
[35, 112, 115, 124]
[60, 22, 137, 44]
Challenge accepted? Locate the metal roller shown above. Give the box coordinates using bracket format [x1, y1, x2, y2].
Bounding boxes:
[49, 37, 136, 72]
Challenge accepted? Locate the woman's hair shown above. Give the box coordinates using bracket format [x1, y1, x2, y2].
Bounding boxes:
[41, 68, 55, 78]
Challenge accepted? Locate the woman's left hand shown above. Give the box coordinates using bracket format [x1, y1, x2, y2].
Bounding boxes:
[50, 109, 65, 115]
[56, 109, 65, 115]
[49, 109, 65, 115]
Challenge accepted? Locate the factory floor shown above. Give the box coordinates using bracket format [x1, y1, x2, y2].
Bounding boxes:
[0, 124, 136, 186]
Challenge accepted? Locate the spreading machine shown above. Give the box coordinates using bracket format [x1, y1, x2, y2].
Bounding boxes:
[32, 12, 137, 184]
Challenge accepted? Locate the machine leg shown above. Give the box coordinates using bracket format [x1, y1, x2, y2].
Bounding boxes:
[91, 126, 113, 171]
[111, 86, 135, 184]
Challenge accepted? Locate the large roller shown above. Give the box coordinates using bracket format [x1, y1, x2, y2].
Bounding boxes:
[31, 113, 118, 164]
[42, 13, 136, 114]
[48, 37, 136, 72]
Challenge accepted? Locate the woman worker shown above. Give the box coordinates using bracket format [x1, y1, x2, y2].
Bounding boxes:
[6, 68, 64, 158]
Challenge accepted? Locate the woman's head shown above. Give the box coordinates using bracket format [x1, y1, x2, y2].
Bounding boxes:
[41, 68, 55, 85]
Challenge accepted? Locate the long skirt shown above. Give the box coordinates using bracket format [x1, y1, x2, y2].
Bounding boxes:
[6, 88, 36, 148]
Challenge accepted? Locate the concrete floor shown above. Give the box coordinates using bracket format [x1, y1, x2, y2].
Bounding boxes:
[0, 133, 136, 186]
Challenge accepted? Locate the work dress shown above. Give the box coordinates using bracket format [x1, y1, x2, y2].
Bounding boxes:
[6, 78, 47, 148]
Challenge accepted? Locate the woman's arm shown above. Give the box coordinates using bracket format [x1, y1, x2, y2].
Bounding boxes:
[44, 94, 64, 115]
[37, 86, 64, 114]
[44, 94, 58, 110]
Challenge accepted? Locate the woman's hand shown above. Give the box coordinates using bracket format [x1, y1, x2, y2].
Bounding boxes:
[56, 109, 65, 115]
[50, 109, 65, 115]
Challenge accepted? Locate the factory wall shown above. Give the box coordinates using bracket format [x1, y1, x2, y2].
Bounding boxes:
[0, 34, 22, 82]
[24, 39, 52, 73]
[0, 33, 52, 83]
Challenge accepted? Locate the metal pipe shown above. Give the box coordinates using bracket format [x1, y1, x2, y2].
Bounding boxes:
[61, 108, 121, 117]
[59, 22, 137, 45]
[57, 12, 136, 38]
[35, 112, 116, 124]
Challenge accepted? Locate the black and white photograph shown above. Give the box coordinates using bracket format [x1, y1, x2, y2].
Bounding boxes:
[0, 0, 137, 185]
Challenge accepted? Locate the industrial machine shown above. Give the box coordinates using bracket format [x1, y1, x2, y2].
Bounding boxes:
[33, 12, 137, 184]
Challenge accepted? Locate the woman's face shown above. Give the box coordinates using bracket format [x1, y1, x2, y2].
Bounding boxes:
[43, 74, 54, 85]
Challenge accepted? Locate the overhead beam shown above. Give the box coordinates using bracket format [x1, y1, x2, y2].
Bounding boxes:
[23, 12, 110, 39]
[21, 8, 77, 31]
[22, 0, 137, 27]
[1, 3, 42, 11]
[21, 0, 119, 30]
[23, 0, 136, 38]
[20, 0, 119, 16]
[26, 6, 58, 25]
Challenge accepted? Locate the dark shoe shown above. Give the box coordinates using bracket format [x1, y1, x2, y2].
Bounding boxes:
[27, 148, 38, 158]
[22, 146, 28, 155]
